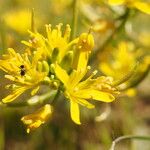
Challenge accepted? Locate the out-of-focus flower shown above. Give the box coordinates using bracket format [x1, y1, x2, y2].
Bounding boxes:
[144, 55, 150, 66]
[14, 0, 31, 5]
[54, 33, 119, 124]
[0, 48, 48, 103]
[92, 19, 115, 33]
[99, 41, 149, 93]
[138, 32, 150, 47]
[125, 88, 137, 97]
[99, 41, 137, 80]
[108, 0, 150, 15]
[3, 9, 41, 34]
[21, 104, 52, 133]
[50, 0, 72, 15]
[22, 24, 78, 63]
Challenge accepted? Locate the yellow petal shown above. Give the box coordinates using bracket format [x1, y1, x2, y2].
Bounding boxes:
[63, 24, 71, 41]
[5, 75, 16, 81]
[70, 99, 81, 125]
[54, 63, 69, 86]
[76, 97, 95, 109]
[31, 86, 40, 96]
[68, 69, 87, 89]
[77, 51, 89, 72]
[99, 62, 114, 77]
[21, 41, 32, 47]
[133, 2, 150, 15]
[108, 0, 125, 5]
[75, 89, 115, 102]
[2, 87, 28, 103]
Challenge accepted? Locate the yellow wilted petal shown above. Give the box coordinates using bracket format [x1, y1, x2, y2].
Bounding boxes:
[27, 120, 43, 133]
[133, 2, 150, 15]
[21, 104, 52, 133]
[108, 0, 125, 5]
[2, 87, 28, 103]
[75, 89, 115, 102]
[54, 64, 69, 86]
[70, 99, 81, 125]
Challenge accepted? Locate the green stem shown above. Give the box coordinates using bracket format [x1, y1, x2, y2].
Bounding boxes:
[109, 135, 150, 150]
[0, 117, 4, 150]
[71, 0, 78, 40]
[89, 8, 130, 65]
[31, 8, 35, 32]
[0, 90, 57, 107]
[112, 61, 138, 87]
[51, 88, 61, 105]
[119, 64, 150, 91]
[0, 19, 7, 53]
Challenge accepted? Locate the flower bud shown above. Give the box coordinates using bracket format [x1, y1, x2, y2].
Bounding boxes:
[77, 33, 94, 51]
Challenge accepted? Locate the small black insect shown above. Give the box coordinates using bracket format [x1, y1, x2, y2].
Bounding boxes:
[19, 65, 26, 76]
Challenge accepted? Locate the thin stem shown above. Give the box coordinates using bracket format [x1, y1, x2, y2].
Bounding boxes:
[71, 0, 78, 40]
[0, 90, 57, 107]
[51, 88, 61, 105]
[0, 117, 4, 150]
[0, 19, 7, 53]
[119, 64, 150, 91]
[112, 61, 138, 86]
[31, 8, 35, 32]
[89, 9, 130, 65]
[109, 135, 150, 150]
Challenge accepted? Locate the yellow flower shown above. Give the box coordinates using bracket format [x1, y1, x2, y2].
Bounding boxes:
[108, 0, 150, 15]
[54, 33, 119, 124]
[50, 0, 72, 15]
[22, 23, 78, 63]
[3, 9, 41, 34]
[125, 88, 137, 97]
[92, 19, 115, 33]
[99, 41, 137, 80]
[54, 65, 118, 124]
[0, 48, 47, 103]
[21, 104, 52, 133]
[138, 32, 150, 47]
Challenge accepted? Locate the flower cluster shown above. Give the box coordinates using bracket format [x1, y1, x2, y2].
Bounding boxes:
[99, 41, 137, 80]
[0, 24, 119, 132]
